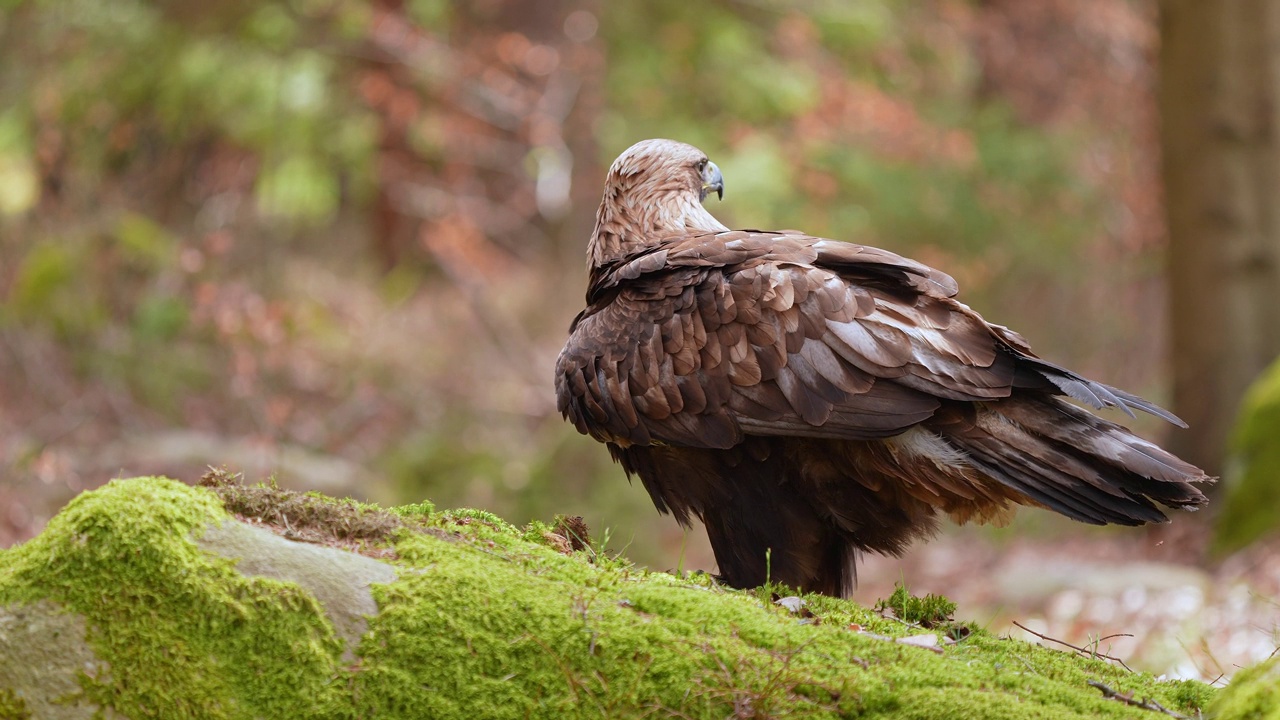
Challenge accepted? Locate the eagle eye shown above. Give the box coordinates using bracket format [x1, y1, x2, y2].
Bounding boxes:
[696, 158, 708, 172]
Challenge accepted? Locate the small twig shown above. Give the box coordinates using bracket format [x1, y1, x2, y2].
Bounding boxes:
[1012, 621, 1134, 672]
[1087, 680, 1190, 719]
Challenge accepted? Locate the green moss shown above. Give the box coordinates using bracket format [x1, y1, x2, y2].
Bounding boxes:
[0, 477, 346, 719]
[0, 689, 30, 720]
[0, 476, 1221, 719]
[388, 499, 435, 519]
[435, 506, 517, 533]
[1168, 678, 1220, 715]
[351, 511, 1210, 719]
[1217, 357, 1280, 553]
[1211, 657, 1280, 720]
[876, 582, 958, 628]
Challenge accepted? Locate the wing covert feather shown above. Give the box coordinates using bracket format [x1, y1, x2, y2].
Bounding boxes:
[556, 230, 1030, 450]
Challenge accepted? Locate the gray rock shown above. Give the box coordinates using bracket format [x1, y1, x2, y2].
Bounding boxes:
[196, 520, 397, 659]
[0, 600, 122, 719]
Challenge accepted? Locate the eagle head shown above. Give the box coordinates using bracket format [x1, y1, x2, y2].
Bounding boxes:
[608, 139, 724, 203]
[590, 139, 729, 267]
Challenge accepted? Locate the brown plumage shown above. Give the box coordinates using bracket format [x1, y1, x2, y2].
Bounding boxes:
[555, 139, 1211, 597]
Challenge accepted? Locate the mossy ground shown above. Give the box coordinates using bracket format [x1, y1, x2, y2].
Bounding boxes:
[874, 583, 958, 628]
[1210, 656, 1280, 720]
[0, 476, 1220, 719]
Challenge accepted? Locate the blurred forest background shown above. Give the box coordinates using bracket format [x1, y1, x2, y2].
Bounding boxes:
[2, 0, 1279, 679]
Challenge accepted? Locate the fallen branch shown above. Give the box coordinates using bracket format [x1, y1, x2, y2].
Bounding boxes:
[1087, 680, 1191, 719]
[1011, 620, 1134, 672]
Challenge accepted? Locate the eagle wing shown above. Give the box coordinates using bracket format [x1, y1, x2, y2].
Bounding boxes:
[556, 229, 1151, 450]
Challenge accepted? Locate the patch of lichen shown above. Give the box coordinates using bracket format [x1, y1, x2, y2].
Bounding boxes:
[0, 477, 1221, 719]
[0, 477, 347, 719]
[1211, 656, 1280, 720]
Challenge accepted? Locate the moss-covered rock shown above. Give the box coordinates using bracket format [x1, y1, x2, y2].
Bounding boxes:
[1216, 356, 1280, 553]
[0, 601, 117, 720]
[0, 476, 1222, 719]
[1212, 656, 1280, 720]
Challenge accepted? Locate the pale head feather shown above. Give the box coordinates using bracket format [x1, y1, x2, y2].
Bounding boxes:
[588, 139, 729, 268]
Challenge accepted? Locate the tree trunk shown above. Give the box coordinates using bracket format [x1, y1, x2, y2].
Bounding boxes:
[1159, 0, 1280, 479]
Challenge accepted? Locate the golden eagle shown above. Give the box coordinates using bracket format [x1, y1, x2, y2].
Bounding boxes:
[555, 139, 1210, 597]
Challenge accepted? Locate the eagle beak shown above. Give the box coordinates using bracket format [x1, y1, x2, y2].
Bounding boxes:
[701, 161, 724, 202]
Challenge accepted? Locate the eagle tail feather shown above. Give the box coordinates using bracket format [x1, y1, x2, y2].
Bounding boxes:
[936, 398, 1211, 526]
[1013, 356, 1188, 427]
